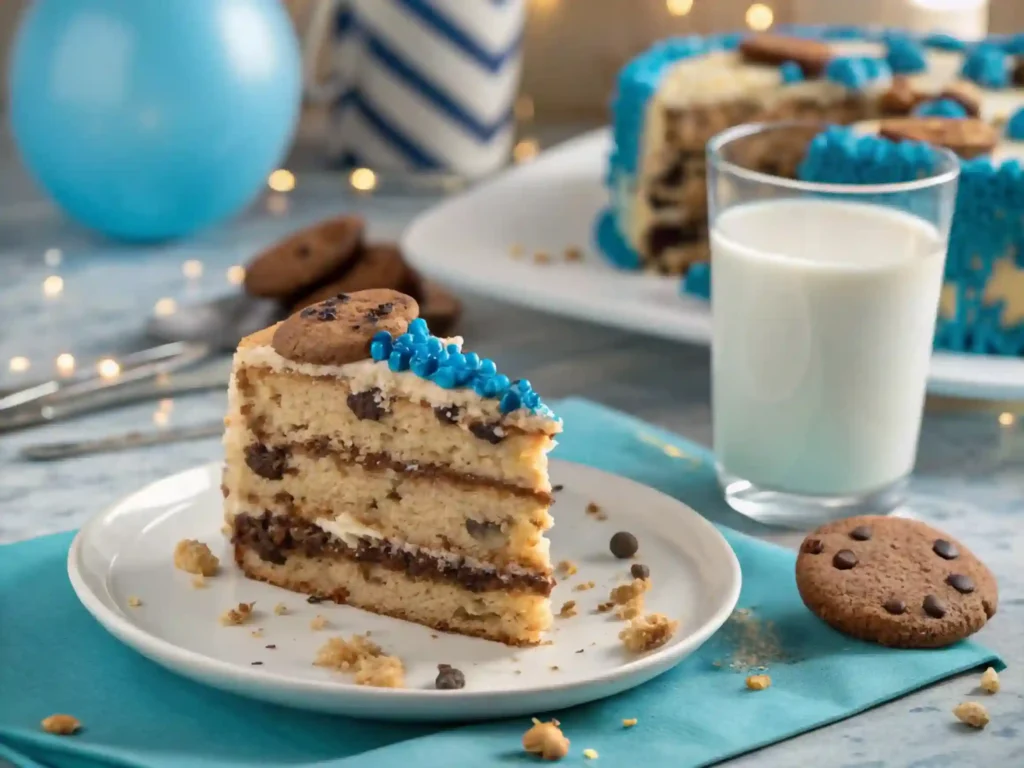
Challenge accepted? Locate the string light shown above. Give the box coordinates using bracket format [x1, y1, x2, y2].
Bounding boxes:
[745, 3, 774, 31]
[153, 297, 177, 317]
[666, 0, 693, 16]
[56, 353, 76, 375]
[226, 265, 246, 285]
[182, 259, 204, 279]
[513, 139, 540, 163]
[44, 248, 62, 267]
[97, 358, 121, 379]
[514, 95, 535, 122]
[267, 169, 296, 193]
[350, 168, 378, 192]
[999, 412, 1015, 427]
[42, 275, 64, 298]
[8, 356, 29, 373]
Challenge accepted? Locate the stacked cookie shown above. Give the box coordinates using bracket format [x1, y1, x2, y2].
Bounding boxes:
[243, 215, 461, 335]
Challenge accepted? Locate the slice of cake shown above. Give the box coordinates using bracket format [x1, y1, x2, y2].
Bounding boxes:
[222, 289, 561, 646]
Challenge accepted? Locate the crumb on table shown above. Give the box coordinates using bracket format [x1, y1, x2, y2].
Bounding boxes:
[619, 613, 679, 653]
[980, 667, 1000, 694]
[533, 251, 552, 264]
[583, 748, 599, 760]
[622, 718, 638, 728]
[173, 539, 220, 576]
[220, 602, 256, 626]
[954, 701, 990, 729]
[510, 243, 524, 258]
[191, 574, 206, 589]
[596, 601, 615, 613]
[585, 501, 608, 520]
[273, 602, 288, 616]
[250, 628, 263, 638]
[746, 674, 771, 691]
[41, 714, 80, 736]
[574, 581, 596, 592]
[127, 596, 142, 608]
[617, 598, 645, 621]
[559, 600, 578, 618]
[523, 718, 570, 761]
[565, 246, 584, 262]
[310, 614, 329, 631]
[314, 634, 405, 688]
[557, 559, 578, 577]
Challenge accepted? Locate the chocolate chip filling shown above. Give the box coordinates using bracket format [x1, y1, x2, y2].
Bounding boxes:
[646, 222, 701, 259]
[469, 422, 505, 445]
[435, 405, 460, 425]
[347, 388, 386, 421]
[233, 512, 553, 595]
[465, 519, 505, 547]
[244, 443, 290, 480]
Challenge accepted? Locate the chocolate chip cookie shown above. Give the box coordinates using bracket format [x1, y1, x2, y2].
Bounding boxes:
[795, 516, 997, 649]
[738, 34, 832, 77]
[290, 244, 420, 312]
[878, 117, 998, 160]
[244, 216, 365, 298]
[272, 289, 419, 366]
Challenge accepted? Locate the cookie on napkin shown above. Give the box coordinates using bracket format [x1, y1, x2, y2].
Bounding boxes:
[795, 515, 997, 648]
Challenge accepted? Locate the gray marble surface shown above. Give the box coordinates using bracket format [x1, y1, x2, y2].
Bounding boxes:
[1, 133, 1023, 768]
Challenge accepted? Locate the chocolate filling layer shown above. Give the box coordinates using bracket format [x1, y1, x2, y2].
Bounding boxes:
[233, 512, 554, 596]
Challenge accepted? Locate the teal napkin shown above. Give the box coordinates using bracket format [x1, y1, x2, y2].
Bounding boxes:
[0, 398, 1002, 768]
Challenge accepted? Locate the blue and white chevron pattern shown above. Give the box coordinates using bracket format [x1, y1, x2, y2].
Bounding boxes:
[327, 0, 524, 178]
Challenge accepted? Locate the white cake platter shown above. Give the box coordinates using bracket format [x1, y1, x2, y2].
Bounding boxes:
[402, 128, 1024, 401]
[68, 460, 741, 721]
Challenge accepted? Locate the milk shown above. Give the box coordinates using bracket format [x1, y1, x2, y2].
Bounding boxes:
[712, 198, 946, 496]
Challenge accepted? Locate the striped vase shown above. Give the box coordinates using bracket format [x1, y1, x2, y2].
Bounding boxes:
[312, 0, 524, 179]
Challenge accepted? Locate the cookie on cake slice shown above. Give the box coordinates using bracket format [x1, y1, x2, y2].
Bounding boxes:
[222, 289, 561, 646]
[796, 516, 997, 648]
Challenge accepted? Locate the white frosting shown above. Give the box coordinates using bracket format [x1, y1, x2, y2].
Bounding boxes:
[235, 341, 561, 434]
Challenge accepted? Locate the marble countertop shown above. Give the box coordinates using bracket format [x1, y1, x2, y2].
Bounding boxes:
[1, 131, 1023, 768]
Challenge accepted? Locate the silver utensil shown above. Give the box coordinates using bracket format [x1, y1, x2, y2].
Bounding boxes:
[20, 420, 224, 461]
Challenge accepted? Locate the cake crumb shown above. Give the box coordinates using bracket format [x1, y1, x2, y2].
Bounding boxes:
[314, 634, 405, 688]
[585, 502, 600, 516]
[596, 601, 615, 613]
[622, 718, 638, 728]
[220, 602, 255, 626]
[980, 667, 1000, 694]
[550, 665, 560, 671]
[617, 598, 645, 621]
[619, 613, 679, 653]
[559, 600, 578, 618]
[310, 614, 329, 631]
[250, 628, 263, 639]
[173, 539, 220, 576]
[953, 701, 990, 729]
[583, 748, 599, 760]
[557, 560, 579, 577]
[510, 243, 524, 258]
[610, 578, 649, 606]
[221, 523, 233, 536]
[746, 674, 771, 691]
[273, 603, 288, 616]
[127, 596, 142, 608]
[431, 633, 439, 639]
[574, 581, 596, 592]
[565, 246, 584, 262]
[191, 574, 206, 589]
[523, 718, 569, 761]
[40, 714, 80, 736]
[533, 251, 552, 265]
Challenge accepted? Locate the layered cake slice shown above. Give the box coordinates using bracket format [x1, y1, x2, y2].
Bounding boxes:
[222, 289, 561, 645]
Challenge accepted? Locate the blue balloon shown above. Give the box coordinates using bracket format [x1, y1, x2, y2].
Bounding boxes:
[9, 0, 302, 241]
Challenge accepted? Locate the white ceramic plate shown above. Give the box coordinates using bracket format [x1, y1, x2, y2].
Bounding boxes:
[68, 460, 741, 721]
[403, 128, 1024, 401]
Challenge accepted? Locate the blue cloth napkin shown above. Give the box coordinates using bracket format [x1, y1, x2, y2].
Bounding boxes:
[0, 398, 1002, 768]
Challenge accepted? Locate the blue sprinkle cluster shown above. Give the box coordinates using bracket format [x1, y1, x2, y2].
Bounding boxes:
[825, 57, 891, 90]
[1007, 107, 1024, 140]
[797, 126, 938, 185]
[369, 318, 549, 415]
[923, 32, 967, 51]
[914, 98, 969, 119]
[779, 61, 804, 84]
[961, 43, 1010, 88]
[885, 35, 927, 74]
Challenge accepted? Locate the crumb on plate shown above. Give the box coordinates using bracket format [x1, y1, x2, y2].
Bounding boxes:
[310, 614, 329, 631]
[314, 634, 405, 688]
[273, 602, 288, 616]
[574, 581, 596, 592]
[127, 596, 142, 608]
[619, 613, 679, 653]
[173, 539, 220, 576]
[557, 560, 578, 577]
[559, 600, 578, 618]
[220, 601, 256, 626]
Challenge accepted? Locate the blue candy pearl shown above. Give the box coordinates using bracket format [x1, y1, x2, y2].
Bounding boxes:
[500, 391, 521, 413]
[408, 317, 429, 339]
[779, 61, 803, 84]
[412, 357, 438, 378]
[886, 36, 927, 74]
[462, 352, 480, 370]
[962, 43, 1009, 89]
[478, 358, 497, 376]
[455, 368, 475, 386]
[491, 374, 511, 394]
[372, 330, 393, 344]
[395, 333, 415, 350]
[473, 375, 491, 396]
[523, 391, 541, 409]
[1007, 107, 1024, 140]
[426, 337, 444, 354]
[447, 352, 466, 369]
[516, 378, 532, 393]
[388, 349, 411, 372]
[446, 343, 460, 354]
[431, 367, 457, 389]
[370, 340, 390, 362]
[914, 99, 968, 119]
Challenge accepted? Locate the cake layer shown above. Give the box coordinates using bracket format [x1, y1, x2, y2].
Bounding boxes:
[236, 541, 553, 646]
[233, 365, 553, 492]
[224, 439, 552, 570]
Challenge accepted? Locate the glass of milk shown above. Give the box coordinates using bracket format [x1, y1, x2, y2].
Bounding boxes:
[707, 122, 960, 528]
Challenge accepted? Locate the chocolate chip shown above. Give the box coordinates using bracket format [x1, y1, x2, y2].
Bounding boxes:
[365, 302, 395, 323]
[1014, 56, 1024, 87]
[434, 405, 460, 425]
[610, 531, 639, 559]
[849, 526, 872, 541]
[946, 573, 975, 594]
[251, 661, 264, 666]
[322, 298, 338, 307]
[316, 306, 337, 322]
[552, 484, 564, 492]
[469, 422, 504, 444]
[646, 222, 699, 258]
[923, 594, 947, 618]
[244, 443, 289, 480]
[802, 538, 825, 555]
[465, 519, 504, 544]
[832, 550, 858, 570]
[656, 160, 686, 187]
[630, 563, 650, 580]
[265, 644, 276, 649]
[347, 388, 386, 421]
[300, 307, 317, 318]
[337, 293, 350, 303]
[933, 539, 959, 560]
[883, 598, 907, 615]
[386, 489, 402, 502]
[306, 595, 323, 604]
[435, 664, 466, 690]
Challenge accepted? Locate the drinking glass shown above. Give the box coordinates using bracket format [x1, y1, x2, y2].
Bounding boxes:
[707, 122, 960, 528]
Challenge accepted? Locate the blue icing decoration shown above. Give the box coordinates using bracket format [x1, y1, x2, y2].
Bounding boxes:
[463, 352, 480, 370]
[479, 358, 497, 376]
[430, 367, 457, 389]
[1000, 34, 1024, 55]
[923, 32, 966, 51]
[595, 208, 642, 270]
[407, 317, 429, 339]
[885, 36, 927, 74]
[821, 25, 868, 40]
[913, 98, 969, 118]
[388, 349, 411, 372]
[825, 57, 890, 90]
[707, 32, 744, 51]
[1007, 107, 1024, 140]
[961, 43, 1009, 88]
[499, 391, 521, 414]
[779, 61, 804, 84]
[681, 262, 711, 299]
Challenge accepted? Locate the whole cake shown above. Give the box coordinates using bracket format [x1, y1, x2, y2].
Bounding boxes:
[222, 289, 561, 646]
[598, 27, 1024, 356]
